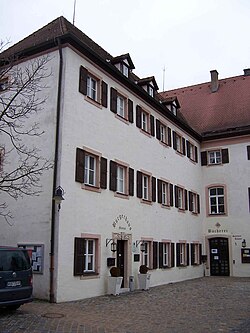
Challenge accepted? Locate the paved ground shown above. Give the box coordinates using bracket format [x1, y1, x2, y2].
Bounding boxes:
[0, 277, 250, 333]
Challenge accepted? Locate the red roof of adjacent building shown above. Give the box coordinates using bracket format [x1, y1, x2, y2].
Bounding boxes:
[160, 73, 250, 137]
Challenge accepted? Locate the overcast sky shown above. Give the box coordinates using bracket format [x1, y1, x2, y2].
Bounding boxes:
[1, 0, 250, 90]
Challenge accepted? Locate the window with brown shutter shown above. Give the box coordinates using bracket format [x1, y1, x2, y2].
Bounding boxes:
[79, 66, 88, 95]
[150, 115, 155, 137]
[110, 87, 117, 113]
[75, 148, 85, 183]
[74, 237, 84, 276]
[247, 146, 250, 160]
[128, 99, 134, 123]
[129, 168, 134, 196]
[109, 160, 117, 191]
[153, 241, 158, 269]
[100, 157, 107, 189]
[101, 81, 108, 107]
[79, 66, 104, 105]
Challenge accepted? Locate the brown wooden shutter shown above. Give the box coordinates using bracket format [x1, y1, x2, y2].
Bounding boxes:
[157, 179, 162, 204]
[74, 237, 84, 276]
[156, 119, 161, 140]
[153, 241, 158, 269]
[79, 66, 87, 95]
[171, 243, 175, 267]
[199, 244, 202, 265]
[176, 243, 181, 267]
[186, 141, 190, 158]
[75, 148, 85, 183]
[197, 194, 200, 214]
[174, 185, 179, 208]
[150, 115, 155, 137]
[222, 148, 229, 164]
[173, 131, 177, 150]
[170, 183, 174, 206]
[152, 176, 156, 202]
[247, 146, 250, 160]
[186, 243, 190, 266]
[188, 191, 192, 211]
[195, 146, 198, 163]
[168, 127, 172, 147]
[101, 81, 108, 107]
[201, 151, 207, 166]
[100, 157, 107, 189]
[137, 171, 142, 198]
[110, 87, 117, 113]
[129, 168, 134, 196]
[159, 242, 163, 268]
[136, 105, 142, 128]
[182, 138, 186, 155]
[185, 189, 188, 210]
[109, 160, 117, 191]
[191, 243, 195, 265]
[128, 99, 134, 123]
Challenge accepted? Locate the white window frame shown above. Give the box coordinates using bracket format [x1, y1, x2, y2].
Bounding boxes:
[208, 150, 222, 165]
[84, 154, 96, 186]
[160, 123, 166, 143]
[193, 244, 200, 265]
[148, 85, 154, 97]
[162, 182, 169, 206]
[142, 241, 150, 266]
[163, 242, 171, 267]
[178, 187, 184, 209]
[117, 95, 125, 118]
[87, 75, 98, 101]
[84, 239, 95, 273]
[141, 111, 149, 132]
[190, 192, 198, 214]
[209, 187, 225, 214]
[117, 165, 125, 194]
[142, 174, 149, 200]
[180, 243, 186, 265]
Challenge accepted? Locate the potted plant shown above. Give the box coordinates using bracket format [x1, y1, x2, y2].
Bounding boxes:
[138, 265, 151, 290]
[107, 267, 123, 295]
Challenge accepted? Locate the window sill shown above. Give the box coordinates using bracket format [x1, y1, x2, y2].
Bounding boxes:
[161, 204, 171, 209]
[141, 199, 152, 205]
[140, 129, 152, 138]
[115, 114, 129, 125]
[114, 192, 129, 200]
[80, 273, 100, 280]
[84, 96, 102, 109]
[82, 184, 101, 193]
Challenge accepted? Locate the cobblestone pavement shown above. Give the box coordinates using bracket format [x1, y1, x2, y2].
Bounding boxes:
[0, 277, 250, 333]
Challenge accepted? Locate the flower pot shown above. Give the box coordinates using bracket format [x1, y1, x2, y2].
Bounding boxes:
[138, 273, 151, 290]
[107, 276, 123, 295]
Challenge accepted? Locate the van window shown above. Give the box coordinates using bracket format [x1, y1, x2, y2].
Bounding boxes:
[0, 250, 31, 271]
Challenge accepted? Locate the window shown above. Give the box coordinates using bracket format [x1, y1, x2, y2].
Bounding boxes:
[74, 236, 100, 276]
[117, 95, 125, 118]
[117, 62, 129, 77]
[176, 242, 189, 267]
[79, 66, 107, 107]
[189, 191, 200, 214]
[84, 154, 96, 186]
[156, 120, 171, 146]
[148, 85, 154, 97]
[162, 242, 170, 267]
[75, 147, 107, 191]
[175, 186, 187, 210]
[110, 160, 134, 197]
[173, 131, 186, 155]
[141, 241, 152, 267]
[247, 146, 250, 160]
[137, 171, 156, 203]
[209, 187, 225, 215]
[201, 148, 229, 166]
[186, 141, 198, 162]
[208, 150, 221, 164]
[191, 243, 202, 265]
[157, 179, 173, 207]
[136, 105, 155, 136]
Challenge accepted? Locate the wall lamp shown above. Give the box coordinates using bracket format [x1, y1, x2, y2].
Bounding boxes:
[242, 239, 246, 248]
[136, 240, 146, 252]
[106, 239, 117, 252]
[53, 186, 65, 211]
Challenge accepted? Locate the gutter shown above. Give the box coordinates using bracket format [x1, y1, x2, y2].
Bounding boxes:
[50, 37, 63, 303]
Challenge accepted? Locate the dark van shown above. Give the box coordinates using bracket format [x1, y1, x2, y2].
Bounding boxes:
[0, 246, 33, 310]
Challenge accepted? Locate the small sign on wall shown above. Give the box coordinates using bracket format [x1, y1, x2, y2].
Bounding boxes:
[18, 244, 44, 273]
[241, 248, 250, 263]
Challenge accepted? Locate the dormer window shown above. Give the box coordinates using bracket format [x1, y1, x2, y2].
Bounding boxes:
[162, 96, 180, 116]
[137, 76, 159, 98]
[111, 53, 135, 78]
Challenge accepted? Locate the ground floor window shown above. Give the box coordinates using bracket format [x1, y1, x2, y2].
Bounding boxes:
[176, 242, 189, 267]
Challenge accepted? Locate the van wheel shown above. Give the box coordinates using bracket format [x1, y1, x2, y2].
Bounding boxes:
[7, 305, 21, 311]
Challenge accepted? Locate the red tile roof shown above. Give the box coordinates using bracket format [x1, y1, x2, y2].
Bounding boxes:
[160, 74, 250, 136]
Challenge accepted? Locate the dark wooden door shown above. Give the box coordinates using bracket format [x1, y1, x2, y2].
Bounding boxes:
[209, 238, 230, 276]
[116, 240, 125, 287]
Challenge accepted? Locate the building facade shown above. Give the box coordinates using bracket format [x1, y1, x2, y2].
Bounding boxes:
[0, 17, 249, 302]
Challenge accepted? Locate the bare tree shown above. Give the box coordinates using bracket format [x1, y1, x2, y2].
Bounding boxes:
[0, 41, 53, 223]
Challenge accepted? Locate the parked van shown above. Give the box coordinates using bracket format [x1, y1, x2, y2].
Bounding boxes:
[0, 246, 33, 310]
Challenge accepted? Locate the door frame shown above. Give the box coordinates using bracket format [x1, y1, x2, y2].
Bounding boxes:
[112, 232, 132, 288]
[205, 235, 232, 276]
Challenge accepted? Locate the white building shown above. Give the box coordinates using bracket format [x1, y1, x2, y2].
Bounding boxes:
[0, 17, 249, 302]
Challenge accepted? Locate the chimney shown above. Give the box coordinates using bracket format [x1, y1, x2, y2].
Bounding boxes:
[243, 68, 250, 76]
[210, 70, 219, 92]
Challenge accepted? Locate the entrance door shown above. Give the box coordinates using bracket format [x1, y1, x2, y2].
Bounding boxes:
[116, 240, 125, 287]
[209, 238, 230, 276]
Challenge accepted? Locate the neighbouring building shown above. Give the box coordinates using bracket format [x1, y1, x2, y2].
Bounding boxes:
[0, 17, 249, 302]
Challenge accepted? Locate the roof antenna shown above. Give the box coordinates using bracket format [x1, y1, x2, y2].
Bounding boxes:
[73, 0, 77, 25]
[162, 66, 166, 91]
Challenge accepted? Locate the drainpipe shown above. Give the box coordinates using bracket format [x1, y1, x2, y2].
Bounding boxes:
[50, 37, 63, 303]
